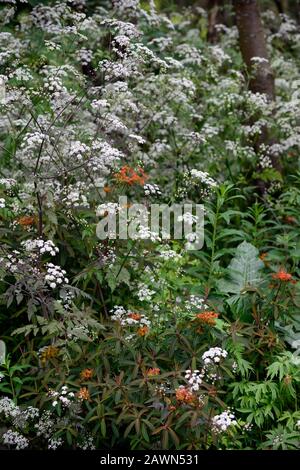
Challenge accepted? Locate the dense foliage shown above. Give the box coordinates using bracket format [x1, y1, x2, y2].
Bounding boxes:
[0, 0, 300, 450]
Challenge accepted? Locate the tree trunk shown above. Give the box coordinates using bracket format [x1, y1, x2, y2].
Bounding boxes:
[234, 0, 282, 188]
[234, 0, 275, 101]
[208, 0, 220, 43]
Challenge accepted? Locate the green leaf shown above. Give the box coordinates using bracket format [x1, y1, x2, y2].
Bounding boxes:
[217, 241, 264, 294]
[101, 418, 106, 437]
[0, 340, 6, 364]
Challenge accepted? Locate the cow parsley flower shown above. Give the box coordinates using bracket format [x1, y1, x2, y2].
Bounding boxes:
[211, 410, 237, 433]
[2, 430, 29, 449]
[22, 239, 59, 257]
[45, 263, 69, 289]
[185, 369, 204, 391]
[144, 183, 161, 197]
[202, 347, 228, 365]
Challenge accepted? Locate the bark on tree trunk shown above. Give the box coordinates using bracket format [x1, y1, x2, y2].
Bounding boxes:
[234, 0, 282, 187]
[208, 0, 220, 43]
[234, 0, 275, 101]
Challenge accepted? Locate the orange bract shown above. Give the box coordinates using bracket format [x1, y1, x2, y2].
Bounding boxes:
[272, 269, 293, 282]
[284, 215, 296, 224]
[77, 387, 90, 401]
[128, 312, 142, 321]
[195, 311, 218, 326]
[114, 166, 147, 186]
[17, 216, 35, 226]
[80, 368, 94, 380]
[146, 367, 160, 377]
[40, 346, 59, 366]
[137, 326, 149, 336]
[175, 386, 195, 404]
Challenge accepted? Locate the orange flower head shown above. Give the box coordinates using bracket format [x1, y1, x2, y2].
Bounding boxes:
[40, 346, 59, 366]
[168, 405, 177, 412]
[284, 216, 296, 224]
[114, 166, 147, 186]
[137, 326, 149, 336]
[196, 311, 218, 326]
[272, 269, 293, 282]
[103, 186, 111, 193]
[146, 368, 160, 377]
[128, 312, 142, 321]
[17, 216, 35, 227]
[175, 386, 195, 405]
[80, 368, 94, 381]
[77, 387, 90, 401]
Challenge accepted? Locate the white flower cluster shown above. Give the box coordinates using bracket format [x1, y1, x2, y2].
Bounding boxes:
[210, 45, 231, 65]
[99, 60, 132, 80]
[190, 169, 217, 188]
[69, 140, 89, 162]
[2, 430, 29, 450]
[259, 154, 273, 169]
[61, 185, 89, 208]
[144, 183, 161, 197]
[21, 238, 59, 257]
[45, 263, 69, 289]
[131, 226, 161, 242]
[91, 99, 109, 112]
[0, 250, 24, 274]
[0, 396, 39, 434]
[77, 48, 93, 65]
[44, 40, 61, 51]
[0, 396, 19, 419]
[0, 178, 16, 189]
[44, 75, 65, 95]
[202, 347, 228, 365]
[246, 91, 270, 112]
[48, 437, 63, 450]
[250, 56, 269, 65]
[49, 385, 75, 408]
[158, 247, 182, 261]
[112, 34, 131, 55]
[184, 295, 208, 312]
[21, 131, 49, 150]
[35, 411, 54, 438]
[110, 306, 151, 328]
[185, 369, 205, 391]
[98, 247, 116, 267]
[78, 434, 96, 450]
[176, 44, 202, 66]
[9, 66, 33, 82]
[66, 323, 97, 342]
[90, 140, 123, 170]
[211, 410, 237, 433]
[0, 197, 5, 208]
[137, 283, 155, 302]
[57, 287, 75, 309]
[96, 202, 119, 217]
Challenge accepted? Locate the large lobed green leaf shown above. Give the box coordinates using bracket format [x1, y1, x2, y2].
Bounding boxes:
[217, 241, 264, 294]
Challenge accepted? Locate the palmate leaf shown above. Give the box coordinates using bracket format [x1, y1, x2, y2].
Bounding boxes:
[217, 241, 264, 294]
